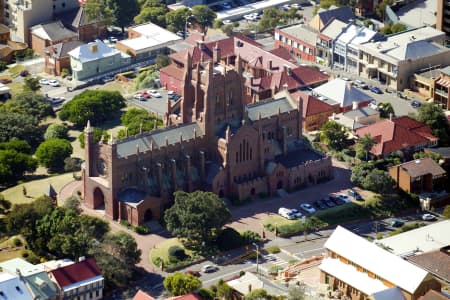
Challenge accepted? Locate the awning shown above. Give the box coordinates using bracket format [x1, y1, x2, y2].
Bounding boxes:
[436, 78, 450, 88]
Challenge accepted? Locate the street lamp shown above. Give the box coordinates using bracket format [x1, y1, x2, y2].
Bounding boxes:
[252, 242, 259, 277]
[185, 15, 195, 40]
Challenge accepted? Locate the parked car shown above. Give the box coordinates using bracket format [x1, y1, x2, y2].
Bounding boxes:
[39, 78, 50, 85]
[201, 265, 218, 273]
[133, 93, 145, 100]
[347, 189, 362, 201]
[421, 213, 436, 221]
[20, 70, 29, 77]
[148, 89, 162, 98]
[141, 92, 151, 99]
[0, 78, 12, 84]
[315, 199, 328, 210]
[369, 86, 383, 94]
[290, 208, 303, 219]
[342, 77, 351, 82]
[185, 270, 201, 277]
[411, 100, 421, 108]
[291, 3, 303, 9]
[278, 207, 295, 220]
[391, 219, 404, 227]
[48, 80, 60, 87]
[354, 80, 368, 89]
[325, 198, 336, 208]
[108, 36, 118, 43]
[223, 19, 232, 24]
[300, 203, 316, 214]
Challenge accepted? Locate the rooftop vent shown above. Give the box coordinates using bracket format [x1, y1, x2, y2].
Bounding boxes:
[89, 44, 98, 53]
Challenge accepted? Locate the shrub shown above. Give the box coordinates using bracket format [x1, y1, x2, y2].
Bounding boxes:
[215, 227, 244, 251]
[134, 225, 150, 235]
[198, 288, 215, 300]
[239, 270, 245, 277]
[64, 157, 82, 172]
[376, 233, 384, 240]
[168, 245, 187, 262]
[269, 265, 283, 275]
[152, 256, 162, 267]
[120, 220, 131, 228]
[443, 205, 450, 219]
[21, 250, 39, 264]
[12, 237, 22, 247]
[265, 245, 280, 254]
[241, 230, 262, 244]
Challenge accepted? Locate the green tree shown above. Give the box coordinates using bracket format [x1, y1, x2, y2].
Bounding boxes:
[355, 134, 375, 161]
[164, 191, 231, 251]
[35, 139, 73, 172]
[244, 289, 274, 300]
[0, 112, 42, 147]
[6, 92, 54, 120]
[23, 77, 41, 91]
[163, 272, 202, 296]
[117, 108, 162, 138]
[84, 0, 115, 27]
[191, 5, 217, 33]
[378, 102, 395, 119]
[0, 140, 32, 154]
[391, 23, 407, 33]
[165, 7, 191, 33]
[0, 194, 11, 215]
[156, 54, 170, 69]
[258, 8, 288, 31]
[134, 0, 168, 26]
[350, 161, 374, 187]
[44, 123, 69, 140]
[102, 231, 141, 265]
[0, 149, 37, 185]
[375, 0, 394, 20]
[78, 127, 109, 149]
[362, 169, 394, 194]
[59, 90, 125, 127]
[287, 284, 307, 300]
[63, 196, 81, 213]
[443, 205, 450, 219]
[413, 151, 443, 162]
[320, 121, 348, 151]
[216, 282, 233, 300]
[107, 0, 140, 33]
[415, 103, 450, 146]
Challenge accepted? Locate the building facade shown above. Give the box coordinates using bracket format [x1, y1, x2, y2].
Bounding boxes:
[434, 66, 450, 109]
[436, 0, 450, 38]
[82, 54, 333, 226]
[274, 24, 318, 62]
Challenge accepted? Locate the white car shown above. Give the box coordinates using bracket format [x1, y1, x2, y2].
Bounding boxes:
[290, 208, 303, 219]
[147, 89, 162, 98]
[202, 265, 218, 273]
[291, 3, 302, 9]
[133, 93, 144, 100]
[39, 78, 49, 85]
[422, 213, 436, 221]
[342, 77, 351, 82]
[223, 19, 232, 24]
[278, 207, 295, 220]
[49, 80, 60, 87]
[167, 90, 175, 95]
[243, 14, 256, 21]
[300, 203, 316, 214]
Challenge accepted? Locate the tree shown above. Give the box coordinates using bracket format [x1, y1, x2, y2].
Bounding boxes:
[287, 285, 307, 300]
[35, 139, 73, 172]
[23, 77, 41, 91]
[415, 103, 450, 146]
[378, 102, 395, 119]
[443, 205, 450, 219]
[134, 0, 168, 26]
[0, 194, 11, 215]
[320, 121, 348, 151]
[4, 92, 54, 120]
[216, 282, 233, 300]
[102, 231, 141, 266]
[156, 54, 170, 69]
[84, 0, 114, 27]
[362, 169, 394, 194]
[63, 196, 81, 213]
[78, 127, 110, 149]
[0, 149, 37, 185]
[44, 123, 69, 140]
[164, 191, 231, 251]
[163, 272, 202, 296]
[191, 5, 217, 33]
[0, 112, 42, 147]
[350, 161, 374, 187]
[375, 0, 394, 20]
[258, 8, 288, 31]
[117, 108, 162, 138]
[244, 289, 274, 300]
[381, 22, 407, 35]
[355, 134, 375, 161]
[59, 90, 125, 127]
[165, 8, 191, 33]
[0, 140, 32, 154]
[107, 0, 140, 33]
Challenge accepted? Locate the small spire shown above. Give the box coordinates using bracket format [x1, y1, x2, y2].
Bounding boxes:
[125, 127, 129, 137]
[258, 112, 262, 120]
[136, 144, 140, 155]
[180, 132, 183, 143]
[165, 136, 169, 146]
[108, 133, 115, 145]
[278, 106, 281, 115]
[85, 120, 93, 133]
[193, 128, 197, 138]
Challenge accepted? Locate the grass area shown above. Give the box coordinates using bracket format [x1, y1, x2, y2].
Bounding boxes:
[7, 64, 25, 77]
[7, 82, 24, 96]
[263, 214, 297, 228]
[1, 173, 74, 205]
[0, 236, 26, 262]
[150, 238, 193, 265]
[314, 203, 372, 226]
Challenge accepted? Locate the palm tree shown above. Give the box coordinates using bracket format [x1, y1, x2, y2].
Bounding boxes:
[357, 134, 376, 161]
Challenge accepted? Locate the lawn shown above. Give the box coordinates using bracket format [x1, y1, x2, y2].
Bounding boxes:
[1, 173, 74, 205]
[314, 203, 372, 226]
[7, 82, 24, 96]
[263, 214, 297, 228]
[150, 238, 190, 264]
[7, 64, 25, 77]
[0, 236, 26, 262]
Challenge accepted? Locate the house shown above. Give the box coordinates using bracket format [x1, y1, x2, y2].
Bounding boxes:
[358, 27, 450, 91]
[376, 220, 450, 257]
[48, 257, 104, 300]
[316, 19, 348, 66]
[44, 40, 85, 76]
[115, 22, 181, 64]
[274, 24, 319, 62]
[388, 157, 446, 194]
[69, 40, 131, 81]
[55, 4, 107, 42]
[309, 6, 354, 31]
[330, 106, 380, 131]
[409, 67, 441, 101]
[227, 272, 287, 298]
[419, 290, 450, 300]
[331, 24, 380, 73]
[312, 78, 373, 112]
[166, 294, 202, 300]
[408, 246, 450, 286]
[0, 24, 10, 43]
[0, 40, 28, 63]
[30, 21, 78, 55]
[434, 66, 450, 110]
[0, 258, 58, 300]
[133, 290, 155, 300]
[355, 116, 438, 157]
[320, 226, 442, 300]
[291, 90, 335, 131]
[0, 272, 34, 300]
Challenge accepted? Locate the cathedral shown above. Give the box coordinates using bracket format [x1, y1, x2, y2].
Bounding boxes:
[82, 50, 333, 225]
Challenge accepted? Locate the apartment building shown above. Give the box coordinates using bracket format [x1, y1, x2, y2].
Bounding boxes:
[434, 66, 450, 109]
[358, 27, 450, 91]
[436, 0, 450, 38]
[5, 0, 79, 44]
[320, 226, 441, 300]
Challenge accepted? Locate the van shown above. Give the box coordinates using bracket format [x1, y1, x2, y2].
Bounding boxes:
[278, 207, 295, 220]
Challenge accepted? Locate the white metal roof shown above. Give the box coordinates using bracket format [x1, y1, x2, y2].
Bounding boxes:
[321, 19, 348, 40]
[120, 23, 181, 53]
[68, 41, 120, 63]
[376, 220, 450, 257]
[337, 25, 378, 45]
[313, 78, 372, 108]
[0, 272, 34, 299]
[227, 272, 264, 295]
[324, 226, 429, 294]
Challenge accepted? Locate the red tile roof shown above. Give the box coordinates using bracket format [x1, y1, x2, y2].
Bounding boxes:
[160, 64, 185, 81]
[355, 116, 438, 156]
[419, 290, 450, 300]
[133, 290, 155, 300]
[50, 258, 102, 288]
[407, 248, 450, 283]
[269, 47, 296, 63]
[167, 293, 202, 300]
[291, 91, 335, 118]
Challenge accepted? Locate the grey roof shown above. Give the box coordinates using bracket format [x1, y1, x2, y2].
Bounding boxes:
[275, 143, 324, 168]
[280, 24, 319, 45]
[320, 19, 348, 40]
[117, 188, 145, 208]
[30, 21, 77, 42]
[246, 97, 296, 121]
[388, 40, 446, 61]
[417, 68, 442, 79]
[116, 123, 203, 158]
[342, 106, 378, 119]
[46, 40, 85, 59]
[24, 272, 58, 299]
[72, 6, 98, 28]
[441, 66, 450, 76]
[317, 6, 354, 27]
[425, 147, 450, 158]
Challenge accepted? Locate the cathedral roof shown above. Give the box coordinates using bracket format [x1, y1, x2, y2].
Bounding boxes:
[246, 91, 297, 121]
[116, 123, 203, 158]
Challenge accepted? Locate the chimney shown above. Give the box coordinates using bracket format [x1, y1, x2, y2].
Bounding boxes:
[196, 40, 206, 50]
[78, 256, 86, 262]
[213, 42, 221, 63]
[352, 101, 358, 110]
[283, 83, 288, 91]
[389, 113, 393, 121]
[250, 77, 254, 86]
[248, 284, 252, 292]
[268, 59, 273, 70]
[89, 44, 98, 53]
[283, 65, 288, 73]
[287, 66, 292, 76]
